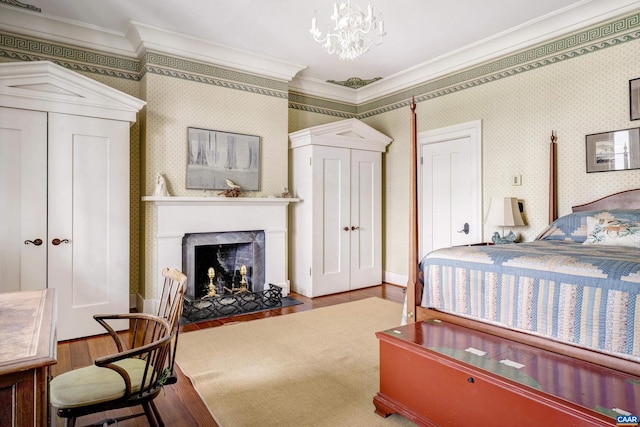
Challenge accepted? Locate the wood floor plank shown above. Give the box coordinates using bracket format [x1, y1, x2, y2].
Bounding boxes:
[50, 284, 404, 426]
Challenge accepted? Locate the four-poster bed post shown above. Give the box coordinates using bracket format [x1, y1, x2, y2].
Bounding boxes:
[406, 97, 418, 323]
[549, 130, 557, 223]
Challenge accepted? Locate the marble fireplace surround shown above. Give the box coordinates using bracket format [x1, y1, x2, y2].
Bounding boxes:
[143, 196, 298, 308]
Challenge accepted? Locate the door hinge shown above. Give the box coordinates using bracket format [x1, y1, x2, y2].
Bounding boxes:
[420, 156, 423, 165]
[309, 157, 312, 166]
[309, 267, 312, 276]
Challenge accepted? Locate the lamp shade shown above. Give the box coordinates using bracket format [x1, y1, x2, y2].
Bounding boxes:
[486, 197, 525, 227]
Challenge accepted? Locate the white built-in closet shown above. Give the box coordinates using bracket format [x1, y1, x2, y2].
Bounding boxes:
[0, 61, 145, 340]
[289, 119, 392, 297]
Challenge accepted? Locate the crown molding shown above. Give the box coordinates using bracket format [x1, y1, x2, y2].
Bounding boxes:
[0, 4, 306, 82]
[0, 4, 135, 57]
[2, 1, 639, 102]
[292, 0, 640, 103]
[126, 22, 306, 82]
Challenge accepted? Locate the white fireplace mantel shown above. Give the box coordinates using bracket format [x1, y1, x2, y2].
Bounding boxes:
[142, 196, 300, 206]
[143, 196, 299, 308]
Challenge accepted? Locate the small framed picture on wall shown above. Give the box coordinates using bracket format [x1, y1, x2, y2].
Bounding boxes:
[585, 127, 640, 173]
[630, 78, 640, 121]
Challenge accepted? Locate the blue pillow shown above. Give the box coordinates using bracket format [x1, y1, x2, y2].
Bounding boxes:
[536, 209, 640, 243]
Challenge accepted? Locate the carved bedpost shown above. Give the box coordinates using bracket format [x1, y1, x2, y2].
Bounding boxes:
[549, 131, 557, 223]
[406, 97, 418, 323]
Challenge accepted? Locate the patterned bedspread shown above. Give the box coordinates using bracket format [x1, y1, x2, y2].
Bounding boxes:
[420, 240, 640, 362]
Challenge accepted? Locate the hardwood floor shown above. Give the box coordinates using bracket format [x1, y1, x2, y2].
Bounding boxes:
[50, 284, 406, 426]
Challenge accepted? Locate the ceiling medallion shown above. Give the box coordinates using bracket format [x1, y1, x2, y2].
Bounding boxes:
[327, 76, 382, 89]
[310, 1, 385, 60]
[0, 0, 41, 12]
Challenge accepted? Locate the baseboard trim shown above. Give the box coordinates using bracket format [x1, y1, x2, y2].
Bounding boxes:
[383, 271, 407, 287]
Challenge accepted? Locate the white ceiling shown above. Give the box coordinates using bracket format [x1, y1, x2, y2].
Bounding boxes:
[4, 0, 640, 100]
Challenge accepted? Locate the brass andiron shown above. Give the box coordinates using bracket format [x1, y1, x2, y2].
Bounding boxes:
[225, 264, 248, 294]
[238, 265, 248, 293]
[206, 267, 217, 297]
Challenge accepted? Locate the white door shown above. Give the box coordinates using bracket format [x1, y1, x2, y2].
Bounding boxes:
[350, 149, 381, 289]
[0, 107, 48, 293]
[48, 113, 129, 340]
[419, 121, 482, 257]
[312, 145, 351, 295]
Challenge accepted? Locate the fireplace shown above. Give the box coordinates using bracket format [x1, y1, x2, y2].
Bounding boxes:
[142, 196, 297, 314]
[183, 230, 265, 300]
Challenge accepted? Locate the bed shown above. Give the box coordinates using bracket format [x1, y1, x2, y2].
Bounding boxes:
[399, 97, 640, 375]
[419, 205, 640, 366]
[375, 99, 640, 426]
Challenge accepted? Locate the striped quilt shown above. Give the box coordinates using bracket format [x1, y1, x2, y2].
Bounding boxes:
[420, 240, 640, 362]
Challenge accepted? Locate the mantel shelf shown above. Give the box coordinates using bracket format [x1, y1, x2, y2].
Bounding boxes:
[142, 196, 300, 206]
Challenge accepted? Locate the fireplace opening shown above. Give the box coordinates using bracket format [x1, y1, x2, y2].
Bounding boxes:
[182, 230, 265, 301]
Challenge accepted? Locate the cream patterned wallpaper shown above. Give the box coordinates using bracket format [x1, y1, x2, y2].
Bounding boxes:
[361, 38, 640, 279]
[82, 73, 142, 295]
[142, 72, 289, 299]
[287, 108, 342, 133]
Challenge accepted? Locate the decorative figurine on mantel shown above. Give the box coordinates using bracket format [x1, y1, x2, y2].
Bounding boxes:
[152, 173, 170, 197]
[218, 178, 241, 197]
[281, 187, 292, 198]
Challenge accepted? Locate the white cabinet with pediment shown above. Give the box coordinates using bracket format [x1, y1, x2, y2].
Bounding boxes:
[0, 61, 145, 340]
[289, 119, 392, 297]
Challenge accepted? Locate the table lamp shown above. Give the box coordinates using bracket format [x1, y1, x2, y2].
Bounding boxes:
[486, 197, 525, 244]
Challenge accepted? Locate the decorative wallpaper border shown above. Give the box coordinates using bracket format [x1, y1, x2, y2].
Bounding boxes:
[0, 32, 140, 78]
[291, 10, 640, 118]
[1, 9, 639, 115]
[289, 91, 357, 118]
[0, 32, 289, 98]
[142, 51, 289, 98]
[357, 11, 640, 118]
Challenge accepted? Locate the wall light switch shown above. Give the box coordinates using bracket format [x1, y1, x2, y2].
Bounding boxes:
[512, 174, 522, 186]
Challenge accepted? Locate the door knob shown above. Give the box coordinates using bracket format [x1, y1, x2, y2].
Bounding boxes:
[457, 223, 470, 235]
[351, 226, 359, 230]
[343, 227, 350, 231]
[52, 238, 70, 246]
[24, 238, 43, 246]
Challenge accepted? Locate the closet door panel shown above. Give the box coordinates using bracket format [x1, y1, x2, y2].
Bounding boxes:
[312, 145, 350, 295]
[48, 113, 129, 340]
[0, 107, 47, 293]
[350, 149, 382, 289]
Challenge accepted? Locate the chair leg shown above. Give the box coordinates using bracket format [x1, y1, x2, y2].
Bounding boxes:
[143, 401, 164, 427]
[63, 417, 76, 427]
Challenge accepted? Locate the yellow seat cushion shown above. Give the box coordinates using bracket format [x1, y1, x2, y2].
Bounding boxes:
[50, 358, 152, 409]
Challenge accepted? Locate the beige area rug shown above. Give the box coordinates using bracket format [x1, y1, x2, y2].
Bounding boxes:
[176, 298, 417, 427]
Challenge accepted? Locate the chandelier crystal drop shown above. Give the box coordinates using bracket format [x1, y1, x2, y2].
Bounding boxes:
[310, 0, 386, 60]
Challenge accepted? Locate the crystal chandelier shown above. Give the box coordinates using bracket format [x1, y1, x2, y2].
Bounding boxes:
[310, 1, 386, 60]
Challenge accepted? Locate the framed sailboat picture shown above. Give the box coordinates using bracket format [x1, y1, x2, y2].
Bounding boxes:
[186, 127, 260, 190]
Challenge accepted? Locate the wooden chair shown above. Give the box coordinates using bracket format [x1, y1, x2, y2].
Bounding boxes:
[50, 314, 173, 426]
[156, 267, 187, 384]
[49, 268, 186, 427]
